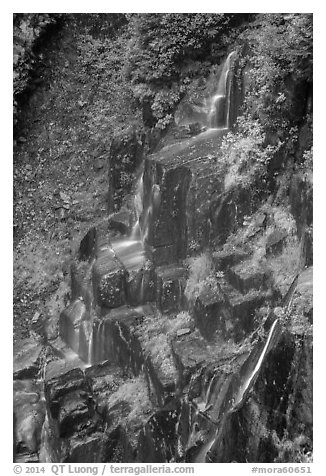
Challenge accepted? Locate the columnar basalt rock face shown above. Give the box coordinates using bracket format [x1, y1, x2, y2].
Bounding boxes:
[92, 252, 127, 309]
[155, 265, 187, 313]
[13, 23, 313, 465]
[142, 130, 227, 263]
[40, 365, 151, 463]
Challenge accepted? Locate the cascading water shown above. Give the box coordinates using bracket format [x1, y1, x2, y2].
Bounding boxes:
[86, 52, 236, 366]
[193, 319, 281, 463]
[207, 51, 235, 129]
[131, 170, 144, 240]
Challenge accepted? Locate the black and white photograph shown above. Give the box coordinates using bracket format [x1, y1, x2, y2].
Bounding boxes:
[12, 8, 314, 469]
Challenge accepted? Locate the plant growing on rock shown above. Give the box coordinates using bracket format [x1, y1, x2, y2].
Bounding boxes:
[185, 252, 220, 303]
[125, 14, 240, 128]
[221, 115, 279, 189]
[13, 14, 62, 126]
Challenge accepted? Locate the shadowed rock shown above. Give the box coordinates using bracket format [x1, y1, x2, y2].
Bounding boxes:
[193, 286, 232, 341]
[227, 260, 272, 294]
[14, 336, 44, 380]
[92, 250, 126, 308]
[156, 265, 187, 312]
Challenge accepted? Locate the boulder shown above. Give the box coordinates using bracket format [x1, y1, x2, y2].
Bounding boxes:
[92, 250, 126, 309]
[156, 265, 187, 312]
[212, 247, 249, 271]
[14, 380, 45, 456]
[193, 286, 231, 341]
[14, 336, 44, 380]
[266, 228, 288, 256]
[227, 260, 272, 294]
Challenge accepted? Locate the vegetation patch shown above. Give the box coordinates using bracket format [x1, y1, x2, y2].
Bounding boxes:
[185, 253, 223, 303]
[107, 375, 153, 430]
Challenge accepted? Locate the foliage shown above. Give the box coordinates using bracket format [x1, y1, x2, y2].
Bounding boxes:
[106, 375, 152, 428]
[272, 432, 313, 463]
[13, 14, 62, 125]
[13, 16, 139, 340]
[240, 14, 312, 134]
[221, 115, 280, 189]
[125, 14, 235, 128]
[218, 13, 312, 191]
[137, 310, 192, 377]
[185, 252, 222, 303]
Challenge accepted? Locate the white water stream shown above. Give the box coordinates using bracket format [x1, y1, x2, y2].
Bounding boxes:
[194, 319, 280, 463]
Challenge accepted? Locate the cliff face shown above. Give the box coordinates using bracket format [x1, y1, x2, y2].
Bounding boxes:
[13, 15, 312, 464]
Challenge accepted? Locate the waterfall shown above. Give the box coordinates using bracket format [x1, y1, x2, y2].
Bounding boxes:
[131, 171, 144, 240]
[207, 51, 235, 129]
[88, 322, 94, 366]
[231, 319, 280, 410]
[194, 319, 280, 463]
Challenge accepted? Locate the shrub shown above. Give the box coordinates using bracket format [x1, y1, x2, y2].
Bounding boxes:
[185, 252, 221, 303]
[125, 14, 236, 128]
[272, 432, 313, 463]
[240, 14, 312, 134]
[13, 14, 62, 125]
[107, 375, 152, 427]
[221, 115, 280, 189]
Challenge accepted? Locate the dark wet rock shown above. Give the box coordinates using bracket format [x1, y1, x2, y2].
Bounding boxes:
[145, 164, 192, 257]
[126, 262, 156, 306]
[212, 247, 250, 271]
[227, 260, 272, 294]
[65, 433, 109, 462]
[45, 368, 88, 412]
[59, 299, 87, 354]
[44, 337, 86, 382]
[290, 171, 313, 237]
[143, 133, 226, 260]
[14, 336, 44, 380]
[210, 182, 267, 246]
[137, 408, 180, 462]
[56, 389, 93, 437]
[204, 330, 312, 463]
[151, 244, 178, 266]
[266, 228, 288, 256]
[172, 330, 218, 386]
[87, 312, 144, 375]
[156, 265, 187, 312]
[92, 251, 126, 308]
[220, 281, 275, 340]
[193, 286, 232, 341]
[108, 126, 145, 212]
[78, 226, 97, 261]
[302, 226, 313, 267]
[14, 380, 45, 457]
[44, 368, 98, 442]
